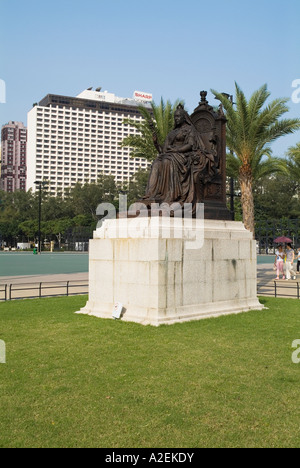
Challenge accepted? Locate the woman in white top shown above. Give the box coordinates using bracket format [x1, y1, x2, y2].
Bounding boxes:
[285, 244, 296, 280]
[274, 245, 285, 280]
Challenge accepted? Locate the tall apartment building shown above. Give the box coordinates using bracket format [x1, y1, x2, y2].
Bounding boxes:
[27, 88, 152, 196]
[1, 121, 27, 192]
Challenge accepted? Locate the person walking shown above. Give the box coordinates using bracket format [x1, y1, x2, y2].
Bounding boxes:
[297, 248, 300, 274]
[274, 245, 286, 280]
[285, 243, 297, 280]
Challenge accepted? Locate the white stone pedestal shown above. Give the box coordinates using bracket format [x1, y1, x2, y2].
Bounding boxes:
[76, 217, 263, 325]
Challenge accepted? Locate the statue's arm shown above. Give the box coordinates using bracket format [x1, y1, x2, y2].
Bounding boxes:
[163, 133, 172, 152]
[149, 121, 163, 153]
[165, 143, 193, 153]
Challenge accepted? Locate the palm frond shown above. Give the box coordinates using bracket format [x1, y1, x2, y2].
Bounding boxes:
[286, 142, 300, 184]
[234, 82, 251, 141]
[252, 155, 287, 180]
[120, 97, 183, 162]
[260, 118, 300, 145]
[287, 141, 300, 159]
[226, 152, 241, 178]
[248, 84, 270, 120]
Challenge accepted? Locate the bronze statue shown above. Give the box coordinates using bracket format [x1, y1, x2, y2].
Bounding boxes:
[128, 92, 232, 220]
[143, 104, 219, 212]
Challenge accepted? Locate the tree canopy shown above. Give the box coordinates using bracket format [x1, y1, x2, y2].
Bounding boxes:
[0, 174, 119, 248]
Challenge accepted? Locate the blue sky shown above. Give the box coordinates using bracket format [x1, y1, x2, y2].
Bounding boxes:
[0, 0, 299, 156]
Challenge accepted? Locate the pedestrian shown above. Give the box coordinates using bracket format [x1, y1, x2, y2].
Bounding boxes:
[297, 248, 300, 274]
[274, 245, 285, 280]
[285, 243, 297, 281]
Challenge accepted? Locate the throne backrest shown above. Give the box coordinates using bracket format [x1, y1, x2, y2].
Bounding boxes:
[190, 91, 225, 155]
[190, 91, 228, 211]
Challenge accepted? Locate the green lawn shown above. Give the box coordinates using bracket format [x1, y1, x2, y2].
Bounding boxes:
[0, 296, 300, 448]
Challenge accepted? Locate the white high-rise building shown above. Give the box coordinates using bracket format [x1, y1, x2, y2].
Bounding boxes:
[27, 88, 152, 196]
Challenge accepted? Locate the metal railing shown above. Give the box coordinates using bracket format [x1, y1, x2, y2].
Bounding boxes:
[0, 280, 88, 302]
[258, 281, 300, 299]
[1, 279, 299, 302]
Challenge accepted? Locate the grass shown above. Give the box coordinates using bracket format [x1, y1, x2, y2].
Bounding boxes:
[0, 295, 300, 448]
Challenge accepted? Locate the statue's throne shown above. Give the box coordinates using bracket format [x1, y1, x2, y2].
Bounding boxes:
[190, 91, 232, 220]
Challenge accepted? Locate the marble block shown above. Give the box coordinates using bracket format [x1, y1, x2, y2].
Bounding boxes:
[76, 217, 263, 325]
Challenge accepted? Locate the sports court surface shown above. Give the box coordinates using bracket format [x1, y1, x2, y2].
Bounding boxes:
[0, 252, 273, 278]
[0, 252, 89, 278]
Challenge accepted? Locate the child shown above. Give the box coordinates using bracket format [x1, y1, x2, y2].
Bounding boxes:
[274, 245, 285, 280]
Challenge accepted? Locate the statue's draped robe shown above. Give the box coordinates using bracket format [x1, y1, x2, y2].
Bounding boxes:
[144, 122, 216, 208]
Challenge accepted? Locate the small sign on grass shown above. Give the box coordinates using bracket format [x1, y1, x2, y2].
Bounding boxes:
[113, 302, 123, 320]
[0, 340, 6, 364]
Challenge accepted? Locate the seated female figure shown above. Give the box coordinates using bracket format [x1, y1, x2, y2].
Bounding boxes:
[143, 104, 217, 211]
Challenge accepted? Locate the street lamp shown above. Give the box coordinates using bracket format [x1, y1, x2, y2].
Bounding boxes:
[34, 180, 48, 254]
[221, 92, 234, 103]
[215, 92, 236, 221]
[0, 159, 2, 248]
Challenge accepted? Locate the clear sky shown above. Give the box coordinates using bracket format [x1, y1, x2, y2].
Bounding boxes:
[0, 0, 299, 156]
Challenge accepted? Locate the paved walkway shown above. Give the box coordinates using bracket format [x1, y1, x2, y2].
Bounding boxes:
[258, 264, 300, 299]
[0, 272, 88, 301]
[0, 272, 88, 284]
[1, 263, 299, 301]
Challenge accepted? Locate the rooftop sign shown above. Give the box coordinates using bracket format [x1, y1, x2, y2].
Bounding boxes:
[133, 91, 153, 102]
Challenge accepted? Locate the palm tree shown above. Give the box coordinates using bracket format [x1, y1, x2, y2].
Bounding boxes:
[286, 142, 300, 190]
[212, 83, 300, 237]
[121, 97, 183, 162]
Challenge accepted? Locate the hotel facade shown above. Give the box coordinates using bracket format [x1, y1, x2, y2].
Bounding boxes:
[27, 88, 152, 196]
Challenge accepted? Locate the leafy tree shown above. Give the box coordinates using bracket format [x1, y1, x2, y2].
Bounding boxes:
[64, 175, 118, 223]
[44, 218, 74, 249]
[286, 142, 300, 192]
[19, 220, 39, 241]
[0, 219, 20, 245]
[42, 193, 72, 221]
[1, 190, 35, 222]
[0, 190, 35, 245]
[121, 98, 183, 162]
[212, 83, 300, 237]
[72, 214, 94, 227]
[124, 168, 150, 207]
[254, 174, 300, 220]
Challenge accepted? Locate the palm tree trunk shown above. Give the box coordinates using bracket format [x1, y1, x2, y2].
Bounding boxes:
[239, 168, 255, 238]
